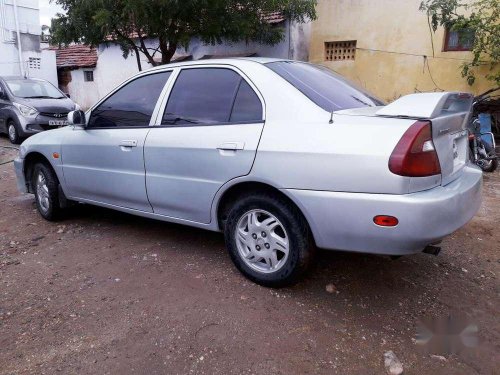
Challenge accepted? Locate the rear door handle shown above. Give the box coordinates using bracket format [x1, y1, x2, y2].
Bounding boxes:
[120, 140, 138, 148]
[217, 142, 244, 151]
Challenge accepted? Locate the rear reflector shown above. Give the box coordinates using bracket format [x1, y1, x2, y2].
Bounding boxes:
[374, 215, 399, 227]
[389, 121, 441, 177]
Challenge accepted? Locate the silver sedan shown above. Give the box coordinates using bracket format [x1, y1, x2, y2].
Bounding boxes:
[14, 58, 482, 287]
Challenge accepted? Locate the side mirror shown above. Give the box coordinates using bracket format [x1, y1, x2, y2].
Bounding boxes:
[68, 110, 86, 127]
[66, 93, 71, 98]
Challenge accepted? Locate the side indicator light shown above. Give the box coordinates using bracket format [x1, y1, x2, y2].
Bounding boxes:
[53, 152, 60, 159]
[374, 215, 399, 227]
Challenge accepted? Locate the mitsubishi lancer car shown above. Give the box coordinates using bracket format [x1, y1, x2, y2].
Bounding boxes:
[13, 59, 482, 287]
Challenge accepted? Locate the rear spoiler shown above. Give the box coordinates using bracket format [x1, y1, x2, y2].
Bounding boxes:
[376, 92, 474, 119]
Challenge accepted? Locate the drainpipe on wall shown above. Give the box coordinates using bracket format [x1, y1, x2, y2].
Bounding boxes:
[12, 0, 25, 77]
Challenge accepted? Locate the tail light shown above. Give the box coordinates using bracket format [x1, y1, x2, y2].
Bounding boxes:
[374, 215, 399, 227]
[389, 121, 441, 177]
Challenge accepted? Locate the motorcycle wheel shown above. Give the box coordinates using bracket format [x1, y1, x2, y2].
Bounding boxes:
[480, 158, 498, 173]
[476, 142, 498, 173]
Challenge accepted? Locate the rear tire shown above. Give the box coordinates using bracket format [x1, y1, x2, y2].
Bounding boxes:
[481, 142, 498, 173]
[224, 192, 314, 288]
[32, 162, 62, 221]
[7, 120, 21, 144]
[481, 158, 498, 173]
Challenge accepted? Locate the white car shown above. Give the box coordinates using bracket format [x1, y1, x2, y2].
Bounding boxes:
[14, 58, 482, 287]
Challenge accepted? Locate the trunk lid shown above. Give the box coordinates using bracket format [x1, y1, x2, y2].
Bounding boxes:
[376, 92, 473, 186]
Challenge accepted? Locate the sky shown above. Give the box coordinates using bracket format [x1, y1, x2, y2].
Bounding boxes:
[39, 0, 64, 27]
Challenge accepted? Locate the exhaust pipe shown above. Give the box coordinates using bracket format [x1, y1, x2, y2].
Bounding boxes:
[423, 245, 441, 256]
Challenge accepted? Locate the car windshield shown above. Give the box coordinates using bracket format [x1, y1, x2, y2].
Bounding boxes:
[5, 79, 65, 99]
[266, 61, 385, 112]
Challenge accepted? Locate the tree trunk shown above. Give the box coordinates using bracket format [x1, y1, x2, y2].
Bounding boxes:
[159, 34, 177, 65]
[133, 45, 142, 71]
[162, 42, 177, 64]
[137, 35, 157, 66]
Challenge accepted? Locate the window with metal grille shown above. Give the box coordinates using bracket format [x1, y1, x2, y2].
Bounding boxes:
[28, 57, 41, 69]
[325, 41, 357, 61]
[443, 28, 474, 51]
[84, 71, 94, 82]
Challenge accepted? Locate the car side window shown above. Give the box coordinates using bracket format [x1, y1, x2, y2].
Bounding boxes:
[162, 68, 262, 125]
[230, 80, 263, 122]
[88, 71, 171, 128]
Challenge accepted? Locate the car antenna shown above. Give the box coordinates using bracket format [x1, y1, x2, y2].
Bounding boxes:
[329, 109, 334, 124]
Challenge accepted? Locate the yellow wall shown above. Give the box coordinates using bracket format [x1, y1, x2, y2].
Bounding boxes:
[309, 0, 498, 102]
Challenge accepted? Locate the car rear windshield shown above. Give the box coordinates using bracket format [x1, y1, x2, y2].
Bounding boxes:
[5, 79, 65, 99]
[266, 61, 385, 112]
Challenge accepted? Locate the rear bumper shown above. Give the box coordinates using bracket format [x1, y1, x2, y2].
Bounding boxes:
[285, 166, 483, 255]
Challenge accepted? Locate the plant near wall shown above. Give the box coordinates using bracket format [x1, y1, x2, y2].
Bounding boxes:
[419, 0, 499, 86]
[50, 0, 317, 71]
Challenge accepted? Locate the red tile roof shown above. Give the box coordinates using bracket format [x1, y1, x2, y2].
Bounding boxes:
[262, 11, 286, 24]
[51, 45, 98, 70]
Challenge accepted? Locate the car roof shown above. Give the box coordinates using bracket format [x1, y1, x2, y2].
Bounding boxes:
[0, 76, 46, 82]
[147, 57, 288, 72]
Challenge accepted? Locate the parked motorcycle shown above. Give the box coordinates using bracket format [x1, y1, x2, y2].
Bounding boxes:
[468, 88, 498, 173]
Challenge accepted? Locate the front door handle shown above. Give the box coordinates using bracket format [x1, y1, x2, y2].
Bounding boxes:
[217, 142, 244, 151]
[120, 140, 138, 148]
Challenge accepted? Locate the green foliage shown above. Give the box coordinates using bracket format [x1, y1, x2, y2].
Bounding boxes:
[420, 0, 500, 86]
[50, 0, 317, 70]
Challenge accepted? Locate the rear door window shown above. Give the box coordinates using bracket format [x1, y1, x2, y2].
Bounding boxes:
[162, 68, 262, 125]
[88, 72, 171, 128]
[230, 80, 263, 122]
[266, 61, 385, 112]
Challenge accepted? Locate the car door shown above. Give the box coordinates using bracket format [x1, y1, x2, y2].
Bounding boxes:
[61, 71, 172, 211]
[144, 66, 265, 223]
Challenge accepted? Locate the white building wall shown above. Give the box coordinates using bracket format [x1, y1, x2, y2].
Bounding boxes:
[0, 0, 57, 84]
[1, 0, 40, 36]
[0, 43, 20, 75]
[290, 21, 311, 61]
[24, 48, 58, 85]
[67, 69, 100, 110]
[93, 42, 149, 97]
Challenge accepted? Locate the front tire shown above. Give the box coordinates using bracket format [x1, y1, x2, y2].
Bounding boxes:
[7, 120, 21, 144]
[32, 163, 62, 221]
[224, 193, 314, 288]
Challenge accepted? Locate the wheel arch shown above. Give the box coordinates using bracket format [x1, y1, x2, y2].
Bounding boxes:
[215, 180, 318, 246]
[6, 115, 21, 130]
[23, 152, 55, 193]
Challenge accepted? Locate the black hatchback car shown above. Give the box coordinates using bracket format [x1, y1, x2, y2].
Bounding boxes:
[0, 76, 78, 144]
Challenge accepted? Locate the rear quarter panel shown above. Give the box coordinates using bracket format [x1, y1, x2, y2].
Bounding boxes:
[252, 113, 417, 194]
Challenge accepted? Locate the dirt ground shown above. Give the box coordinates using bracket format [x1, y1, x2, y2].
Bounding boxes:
[0, 136, 498, 375]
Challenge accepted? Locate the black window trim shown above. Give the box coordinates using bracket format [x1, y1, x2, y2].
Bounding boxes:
[86, 70, 174, 130]
[156, 65, 265, 128]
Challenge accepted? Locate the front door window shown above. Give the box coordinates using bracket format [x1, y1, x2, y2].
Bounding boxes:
[89, 72, 171, 128]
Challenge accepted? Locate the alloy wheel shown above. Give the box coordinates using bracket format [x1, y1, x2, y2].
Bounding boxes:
[36, 172, 51, 213]
[235, 209, 289, 274]
[8, 124, 17, 142]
